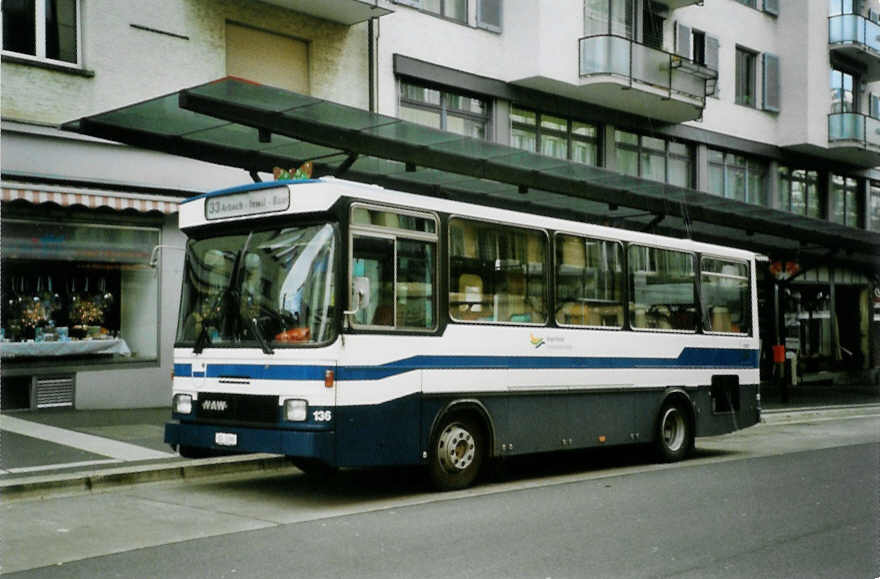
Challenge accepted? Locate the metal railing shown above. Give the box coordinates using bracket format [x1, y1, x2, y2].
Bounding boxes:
[828, 13, 880, 55]
[578, 34, 715, 104]
[828, 111, 880, 149]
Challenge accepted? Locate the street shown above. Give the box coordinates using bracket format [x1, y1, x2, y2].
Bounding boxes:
[2, 413, 878, 578]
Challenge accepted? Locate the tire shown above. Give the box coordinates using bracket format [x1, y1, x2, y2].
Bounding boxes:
[654, 399, 694, 462]
[428, 413, 486, 491]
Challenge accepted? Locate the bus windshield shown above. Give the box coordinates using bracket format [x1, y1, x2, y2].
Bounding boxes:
[176, 223, 338, 349]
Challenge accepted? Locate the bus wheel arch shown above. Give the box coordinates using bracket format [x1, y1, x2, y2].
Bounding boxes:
[426, 400, 493, 491]
[654, 390, 695, 462]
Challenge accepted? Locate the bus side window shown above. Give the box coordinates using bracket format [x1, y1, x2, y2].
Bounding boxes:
[352, 236, 395, 327]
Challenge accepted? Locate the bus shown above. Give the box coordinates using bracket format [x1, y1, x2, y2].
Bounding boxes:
[164, 176, 761, 490]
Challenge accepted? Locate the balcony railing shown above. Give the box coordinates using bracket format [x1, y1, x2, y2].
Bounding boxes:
[828, 112, 880, 149]
[829, 13, 880, 53]
[578, 34, 716, 104]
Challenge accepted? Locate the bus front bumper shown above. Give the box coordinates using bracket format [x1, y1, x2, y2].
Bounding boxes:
[164, 421, 335, 462]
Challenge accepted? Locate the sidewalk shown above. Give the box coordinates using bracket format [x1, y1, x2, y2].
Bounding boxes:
[2, 383, 879, 501]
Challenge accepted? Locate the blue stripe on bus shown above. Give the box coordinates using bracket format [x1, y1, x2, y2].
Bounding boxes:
[171, 347, 758, 380]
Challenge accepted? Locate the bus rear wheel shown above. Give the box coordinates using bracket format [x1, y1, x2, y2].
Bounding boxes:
[428, 413, 485, 491]
[654, 400, 694, 462]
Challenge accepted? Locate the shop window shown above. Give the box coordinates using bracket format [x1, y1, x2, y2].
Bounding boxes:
[700, 258, 751, 335]
[628, 245, 696, 332]
[555, 234, 623, 328]
[708, 149, 768, 205]
[449, 218, 547, 324]
[399, 80, 490, 139]
[511, 106, 599, 166]
[2, 0, 80, 65]
[1, 220, 160, 362]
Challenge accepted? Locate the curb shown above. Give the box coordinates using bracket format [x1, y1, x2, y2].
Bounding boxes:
[761, 403, 880, 424]
[0, 453, 297, 503]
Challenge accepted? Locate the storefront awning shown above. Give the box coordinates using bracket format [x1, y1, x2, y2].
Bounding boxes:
[61, 77, 880, 273]
[1, 182, 179, 214]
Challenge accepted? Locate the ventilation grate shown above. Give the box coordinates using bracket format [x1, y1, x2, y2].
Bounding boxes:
[34, 376, 74, 408]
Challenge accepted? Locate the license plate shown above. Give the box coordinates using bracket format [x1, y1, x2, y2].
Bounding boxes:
[214, 432, 238, 447]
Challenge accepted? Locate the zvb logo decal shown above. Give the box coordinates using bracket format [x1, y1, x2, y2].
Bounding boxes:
[529, 333, 545, 349]
[201, 399, 228, 412]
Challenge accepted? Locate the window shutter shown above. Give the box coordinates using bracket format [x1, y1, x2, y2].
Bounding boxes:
[675, 22, 691, 59]
[762, 0, 779, 16]
[477, 0, 502, 32]
[762, 53, 780, 112]
[706, 35, 720, 97]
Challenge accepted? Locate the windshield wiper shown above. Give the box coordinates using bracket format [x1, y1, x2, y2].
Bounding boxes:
[193, 232, 253, 354]
[249, 317, 274, 355]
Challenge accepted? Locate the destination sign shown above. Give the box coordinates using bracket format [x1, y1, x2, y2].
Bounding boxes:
[205, 186, 290, 220]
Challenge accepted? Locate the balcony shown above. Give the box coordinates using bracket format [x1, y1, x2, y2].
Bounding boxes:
[828, 14, 880, 81]
[577, 35, 716, 123]
[827, 112, 880, 166]
[258, 0, 392, 25]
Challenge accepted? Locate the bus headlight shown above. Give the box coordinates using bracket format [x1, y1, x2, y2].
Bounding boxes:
[284, 399, 308, 422]
[173, 393, 193, 415]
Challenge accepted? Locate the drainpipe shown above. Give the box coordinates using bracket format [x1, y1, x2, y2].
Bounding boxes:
[368, 17, 376, 112]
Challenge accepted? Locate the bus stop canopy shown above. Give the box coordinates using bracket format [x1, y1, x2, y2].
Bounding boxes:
[62, 77, 880, 274]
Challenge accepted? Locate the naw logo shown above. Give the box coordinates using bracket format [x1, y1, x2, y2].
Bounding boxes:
[529, 333, 545, 349]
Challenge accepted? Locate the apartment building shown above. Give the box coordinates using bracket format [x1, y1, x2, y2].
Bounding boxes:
[2, 0, 878, 409]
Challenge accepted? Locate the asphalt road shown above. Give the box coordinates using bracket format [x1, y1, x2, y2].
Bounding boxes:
[3, 415, 878, 578]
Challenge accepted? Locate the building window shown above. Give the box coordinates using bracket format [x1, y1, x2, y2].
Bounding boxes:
[830, 175, 860, 227]
[615, 130, 692, 187]
[735, 0, 757, 8]
[708, 149, 768, 205]
[870, 181, 880, 230]
[399, 80, 490, 139]
[395, 0, 467, 23]
[778, 167, 820, 218]
[2, 0, 79, 65]
[476, 0, 502, 32]
[831, 68, 855, 113]
[735, 46, 757, 107]
[511, 106, 598, 165]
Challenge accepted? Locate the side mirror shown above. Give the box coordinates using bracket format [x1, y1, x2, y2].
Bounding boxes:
[344, 276, 371, 316]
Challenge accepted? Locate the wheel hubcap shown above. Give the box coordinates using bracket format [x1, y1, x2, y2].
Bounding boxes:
[661, 407, 686, 452]
[438, 424, 476, 473]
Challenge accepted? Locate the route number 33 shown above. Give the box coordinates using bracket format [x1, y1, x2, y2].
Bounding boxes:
[313, 410, 332, 422]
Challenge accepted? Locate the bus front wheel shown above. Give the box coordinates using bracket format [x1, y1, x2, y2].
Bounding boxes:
[654, 400, 694, 462]
[428, 413, 485, 491]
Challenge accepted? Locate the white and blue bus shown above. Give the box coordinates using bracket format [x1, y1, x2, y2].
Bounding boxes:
[165, 176, 760, 490]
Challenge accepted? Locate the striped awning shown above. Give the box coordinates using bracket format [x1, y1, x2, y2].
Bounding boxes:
[1, 182, 180, 214]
